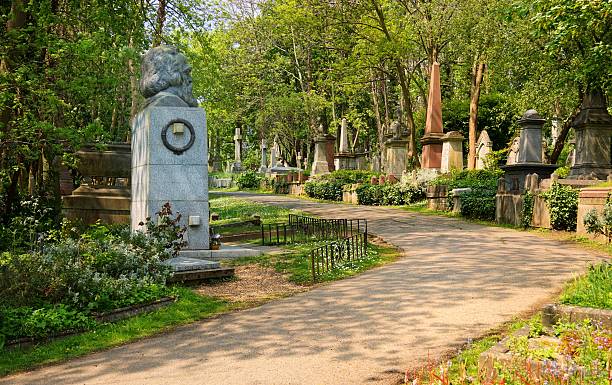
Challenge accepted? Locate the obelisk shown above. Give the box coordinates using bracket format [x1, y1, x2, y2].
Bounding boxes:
[420, 62, 444, 169]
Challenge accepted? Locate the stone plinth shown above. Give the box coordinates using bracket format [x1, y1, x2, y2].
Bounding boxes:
[426, 184, 447, 211]
[569, 92, 612, 179]
[62, 143, 131, 225]
[131, 107, 209, 250]
[384, 139, 408, 176]
[500, 164, 558, 194]
[311, 135, 331, 175]
[334, 153, 356, 170]
[576, 187, 612, 236]
[421, 133, 444, 169]
[440, 131, 464, 173]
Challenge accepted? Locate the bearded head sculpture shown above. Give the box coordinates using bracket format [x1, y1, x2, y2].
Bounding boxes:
[139, 45, 198, 108]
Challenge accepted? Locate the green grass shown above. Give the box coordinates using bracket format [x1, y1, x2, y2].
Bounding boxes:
[560, 262, 612, 309]
[0, 287, 234, 377]
[225, 241, 400, 285]
[209, 195, 300, 226]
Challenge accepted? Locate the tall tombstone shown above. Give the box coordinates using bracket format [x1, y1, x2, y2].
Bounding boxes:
[440, 131, 464, 173]
[569, 90, 612, 179]
[269, 136, 279, 168]
[501, 109, 557, 192]
[258, 139, 268, 173]
[420, 62, 444, 169]
[296, 152, 303, 170]
[312, 122, 335, 175]
[131, 45, 209, 251]
[211, 135, 222, 172]
[231, 125, 242, 172]
[384, 119, 408, 175]
[475, 130, 493, 169]
[335, 117, 355, 170]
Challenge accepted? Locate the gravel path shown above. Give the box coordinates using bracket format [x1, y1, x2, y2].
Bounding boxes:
[2, 193, 604, 385]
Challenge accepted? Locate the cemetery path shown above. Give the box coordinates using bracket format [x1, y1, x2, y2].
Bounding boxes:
[3, 193, 605, 385]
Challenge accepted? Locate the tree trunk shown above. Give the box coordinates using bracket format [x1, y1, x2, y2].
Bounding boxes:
[468, 59, 485, 169]
[152, 0, 167, 47]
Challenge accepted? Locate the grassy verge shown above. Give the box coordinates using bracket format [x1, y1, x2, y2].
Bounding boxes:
[0, 287, 234, 377]
[209, 195, 299, 226]
[226, 240, 400, 285]
[560, 261, 612, 309]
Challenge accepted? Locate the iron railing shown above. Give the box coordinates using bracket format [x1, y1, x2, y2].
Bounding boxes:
[261, 214, 368, 246]
[309, 232, 367, 281]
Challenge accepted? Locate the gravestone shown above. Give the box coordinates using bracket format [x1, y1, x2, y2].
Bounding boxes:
[231, 125, 242, 173]
[506, 137, 520, 165]
[131, 45, 210, 253]
[569, 91, 612, 179]
[335, 118, 356, 170]
[475, 130, 493, 169]
[440, 131, 464, 173]
[259, 139, 268, 173]
[421, 62, 444, 169]
[500, 110, 557, 193]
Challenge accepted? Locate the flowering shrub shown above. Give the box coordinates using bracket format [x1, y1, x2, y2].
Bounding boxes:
[0, 203, 184, 343]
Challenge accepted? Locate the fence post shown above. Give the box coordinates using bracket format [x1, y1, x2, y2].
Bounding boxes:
[311, 251, 316, 282]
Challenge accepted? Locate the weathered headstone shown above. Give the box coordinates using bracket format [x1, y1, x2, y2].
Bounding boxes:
[269, 136, 279, 169]
[131, 45, 210, 252]
[440, 131, 464, 173]
[506, 137, 520, 165]
[475, 130, 493, 169]
[421, 62, 444, 169]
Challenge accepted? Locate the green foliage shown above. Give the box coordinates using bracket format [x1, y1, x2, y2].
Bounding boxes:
[582, 193, 612, 242]
[235, 170, 263, 190]
[209, 195, 296, 225]
[459, 189, 497, 221]
[521, 191, 534, 228]
[0, 195, 60, 252]
[442, 94, 518, 152]
[317, 170, 378, 185]
[554, 165, 570, 179]
[0, 304, 96, 341]
[304, 180, 344, 201]
[542, 183, 578, 231]
[356, 183, 425, 206]
[430, 169, 501, 220]
[561, 262, 612, 309]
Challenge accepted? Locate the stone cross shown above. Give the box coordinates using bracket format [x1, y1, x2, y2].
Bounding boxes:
[233, 125, 242, 163]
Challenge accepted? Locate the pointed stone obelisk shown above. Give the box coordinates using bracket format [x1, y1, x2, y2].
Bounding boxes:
[334, 118, 354, 170]
[420, 62, 444, 169]
[339, 118, 350, 153]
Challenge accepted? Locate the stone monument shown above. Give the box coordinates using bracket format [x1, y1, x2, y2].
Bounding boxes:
[568, 91, 612, 179]
[420, 61, 444, 170]
[311, 122, 333, 175]
[475, 130, 493, 169]
[501, 110, 558, 192]
[440, 131, 464, 173]
[231, 125, 242, 173]
[334, 118, 356, 170]
[259, 138, 268, 173]
[131, 45, 210, 252]
[384, 118, 408, 176]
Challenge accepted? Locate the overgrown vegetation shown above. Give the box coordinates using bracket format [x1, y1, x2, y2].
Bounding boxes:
[235, 170, 263, 190]
[542, 183, 579, 231]
[0, 204, 185, 345]
[356, 183, 424, 206]
[560, 262, 612, 310]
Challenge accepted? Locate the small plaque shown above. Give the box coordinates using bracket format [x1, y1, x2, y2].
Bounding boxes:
[173, 122, 184, 134]
[188, 216, 201, 226]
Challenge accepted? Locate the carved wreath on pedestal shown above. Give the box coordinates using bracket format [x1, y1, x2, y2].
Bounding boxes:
[161, 119, 195, 155]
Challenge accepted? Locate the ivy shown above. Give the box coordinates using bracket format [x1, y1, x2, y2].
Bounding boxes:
[521, 191, 534, 229]
[541, 183, 578, 231]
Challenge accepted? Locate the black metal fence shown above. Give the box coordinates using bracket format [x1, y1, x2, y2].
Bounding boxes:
[261, 214, 368, 246]
[309, 232, 367, 281]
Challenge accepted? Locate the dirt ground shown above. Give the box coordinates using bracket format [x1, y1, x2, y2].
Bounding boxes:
[195, 264, 307, 303]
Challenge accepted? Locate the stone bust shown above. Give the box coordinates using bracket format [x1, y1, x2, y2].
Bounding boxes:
[139, 45, 198, 109]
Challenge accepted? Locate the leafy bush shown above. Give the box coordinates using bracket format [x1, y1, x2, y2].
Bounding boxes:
[317, 170, 378, 185]
[304, 180, 344, 201]
[356, 183, 425, 206]
[560, 262, 612, 309]
[0, 195, 60, 252]
[235, 170, 262, 189]
[0, 203, 184, 342]
[542, 183, 578, 231]
[430, 169, 502, 219]
[460, 190, 497, 221]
